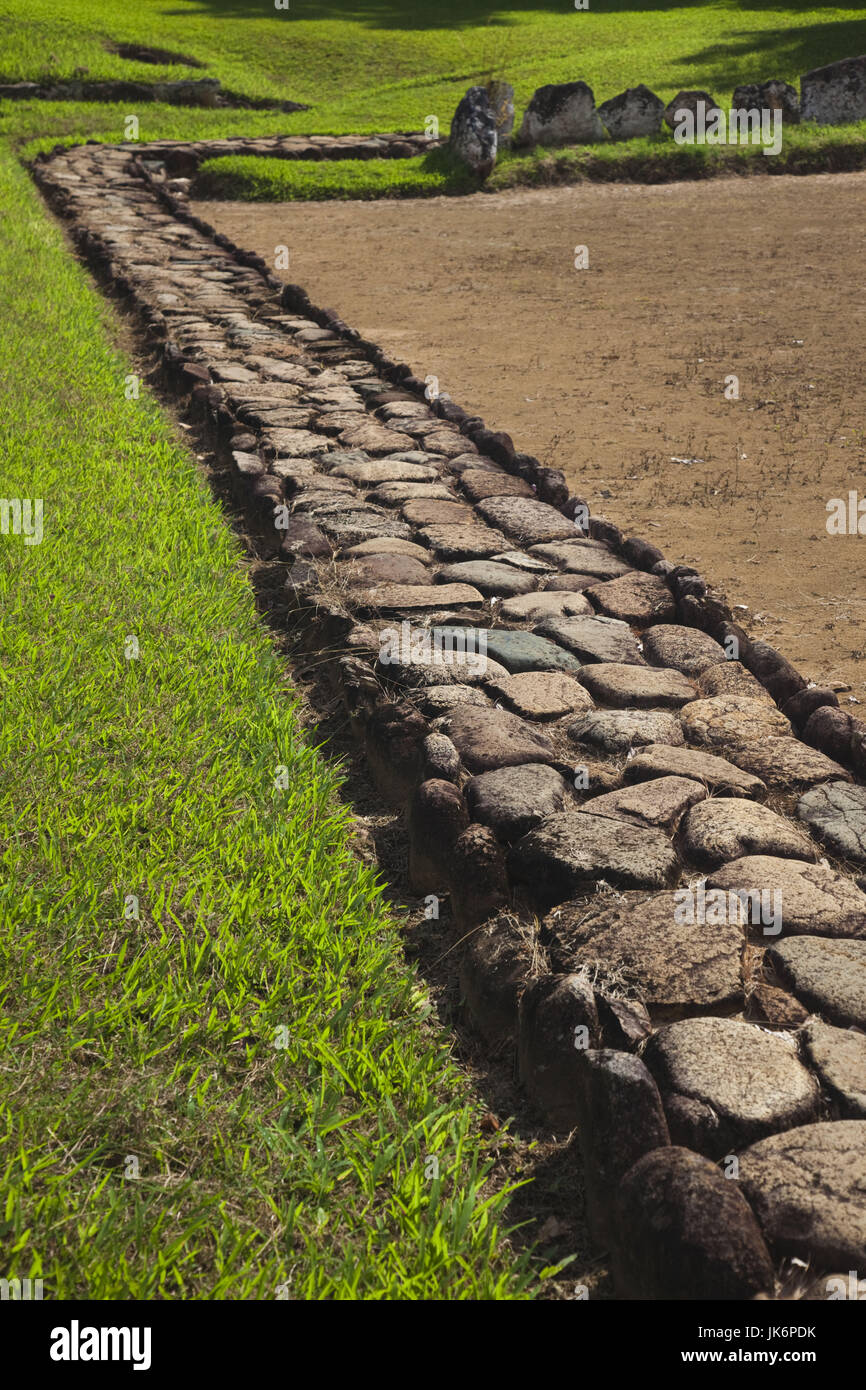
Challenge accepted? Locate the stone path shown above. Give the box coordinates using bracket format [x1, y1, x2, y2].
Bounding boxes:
[32, 136, 866, 1300]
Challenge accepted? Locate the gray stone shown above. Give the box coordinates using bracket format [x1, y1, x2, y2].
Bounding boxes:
[338, 419, 415, 454]
[420, 524, 509, 561]
[624, 743, 767, 798]
[644, 1017, 820, 1155]
[530, 541, 633, 579]
[732, 79, 799, 124]
[401, 499, 473, 526]
[416, 685, 490, 717]
[802, 1020, 866, 1119]
[568, 708, 684, 753]
[356, 582, 484, 610]
[450, 823, 510, 929]
[614, 1148, 775, 1301]
[487, 79, 515, 144]
[436, 561, 536, 596]
[487, 671, 593, 721]
[482, 629, 583, 675]
[264, 428, 332, 456]
[599, 84, 666, 139]
[642, 624, 728, 676]
[500, 589, 592, 622]
[461, 469, 533, 502]
[728, 736, 852, 791]
[467, 763, 575, 843]
[585, 572, 676, 625]
[695, 659, 772, 701]
[317, 511, 414, 548]
[680, 695, 792, 750]
[738, 1121, 866, 1268]
[767, 936, 866, 1029]
[582, 774, 707, 832]
[343, 538, 433, 563]
[342, 554, 430, 587]
[578, 662, 697, 709]
[444, 704, 557, 774]
[368, 482, 456, 507]
[518, 81, 605, 146]
[449, 86, 498, 178]
[797, 781, 866, 866]
[518, 976, 600, 1131]
[708, 855, 866, 939]
[476, 496, 577, 545]
[332, 459, 439, 485]
[801, 56, 866, 126]
[663, 89, 723, 132]
[534, 614, 645, 666]
[681, 799, 817, 868]
[508, 812, 680, 912]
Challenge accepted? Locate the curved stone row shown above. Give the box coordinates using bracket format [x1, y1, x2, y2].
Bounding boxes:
[31, 137, 866, 1300]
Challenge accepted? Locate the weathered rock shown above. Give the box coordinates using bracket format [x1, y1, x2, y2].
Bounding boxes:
[797, 781, 866, 866]
[726, 735, 853, 792]
[449, 85, 498, 178]
[407, 779, 469, 894]
[598, 84, 665, 139]
[595, 991, 653, 1050]
[568, 710, 681, 755]
[624, 743, 767, 798]
[801, 1020, 866, 1119]
[614, 1147, 775, 1301]
[695, 659, 771, 701]
[572, 1051, 671, 1248]
[487, 670, 593, 721]
[739, 1121, 866, 1268]
[663, 89, 723, 132]
[644, 1017, 820, 1155]
[578, 662, 697, 710]
[422, 731, 461, 782]
[420, 523, 510, 561]
[530, 541, 633, 579]
[416, 684, 490, 717]
[582, 775, 706, 833]
[534, 614, 645, 666]
[803, 705, 866, 777]
[437, 561, 537, 596]
[508, 812, 680, 911]
[518, 975, 600, 1130]
[369, 482, 456, 507]
[280, 515, 332, 558]
[332, 459, 439, 484]
[343, 554, 430, 587]
[461, 469, 533, 502]
[343, 537, 433, 563]
[500, 589, 592, 622]
[732, 79, 800, 124]
[338, 419, 415, 455]
[476, 496, 578, 545]
[444, 704, 557, 774]
[708, 855, 866, 939]
[681, 799, 817, 868]
[401, 499, 473, 526]
[548, 890, 744, 1016]
[458, 911, 529, 1039]
[467, 763, 575, 843]
[801, 55, 866, 126]
[680, 695, 792, 751]
[356, 582, 484, 610]
[450, 823, 510, 929]
[746, 981, 810, 1030]
[642, 624, 728, 676]
[481, 629, 583, 675]
[318, 511, 415, 549]
[364, 701, 428, 805]
[517, 81, 605, 146]
[767, 936, 866, 1029]
[585, 572, 676, 625]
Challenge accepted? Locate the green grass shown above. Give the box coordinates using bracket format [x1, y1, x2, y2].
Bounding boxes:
[0, 147, 536, 1299]
[195, 147, 478, 200]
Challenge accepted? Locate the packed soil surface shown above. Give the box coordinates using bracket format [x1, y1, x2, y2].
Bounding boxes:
[198, 170, 866, 699]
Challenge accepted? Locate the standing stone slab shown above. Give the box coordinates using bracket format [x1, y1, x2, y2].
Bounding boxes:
[643, 1017, 820, 1155]
[800, 56, 866, 126]
[797, 781, 866, 866]
[518, 975, 600, 1131]
[738, 1121, 866, 1268]
[663, 89, 723, 131]
[708, 855, 866, 939]
[598, 85, 665, 139]
[449, 86, 497, 177]
[508, 812, 679, 912]
[458, 912, 529, 1039]
[732, 79, 799, 124]
[614, 1148, 775, 1301]
[517, 81, 605, 146]
[767, 936, 866, 1029]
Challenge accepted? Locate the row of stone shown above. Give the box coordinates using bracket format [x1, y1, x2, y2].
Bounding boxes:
[32, 136, 866, 1297]
[0, 78, 309, 111]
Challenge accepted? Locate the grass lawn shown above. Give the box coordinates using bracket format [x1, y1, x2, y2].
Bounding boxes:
[0, 147, 535, 1299]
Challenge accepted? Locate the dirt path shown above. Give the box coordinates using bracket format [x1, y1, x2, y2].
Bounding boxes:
[197, 172, 866, 698]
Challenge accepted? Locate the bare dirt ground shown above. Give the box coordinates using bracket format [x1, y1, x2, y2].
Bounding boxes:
[198, 171, 866, 698]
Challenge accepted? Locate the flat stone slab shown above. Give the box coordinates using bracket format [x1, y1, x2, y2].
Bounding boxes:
[437, 561, 537, 597]
[534, 614, 646, 666]
[708, 855, 866, 938]
[461, 469, 534, 501]
[482, 629, 583, 675]
[356, 582, 484, 611]
[500, 590, 592, 622]
[476, 496, 577, 545]
[401, 499, 474, 525]
[342, 555, 430, 586]
[578, 662, 697, 709]
[624, 744, 767, 798]
[467, 763, 576, 842]
[508, 811, 680, 911]
[642, 624, 728, 676]
[338, 419, 415, 454]
[695, 660, 772, 701]
[681, 799, 818, 868]
[548, 890, 744, 1015]
[568, 709, 685, 753]
[420, 524, 510, 561]
[369, 482, 457, 507]
[797, 781, 866, 866]
[725, 737, 852, 792]
[738, 1121, 866, 1268]
[332, 460, 439, 484]
[342, 537, 433, 563]
[529, 542, 633, 579]
[644, 1017, 820, 1154]
[487, 671, 594, 721]
[264, 428, 333, 455]
[491, 551, 555, 573]
[586, 572, 676, 625]
[767, 937, 866, 1029]
[582, 774, 707, 832]
[317, 511, 414, 547]
[444, 704, 557, 774]
[680, 695, 792, 750]
[416, 685, 490, 716]
[801, 1021, 866, 1119]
